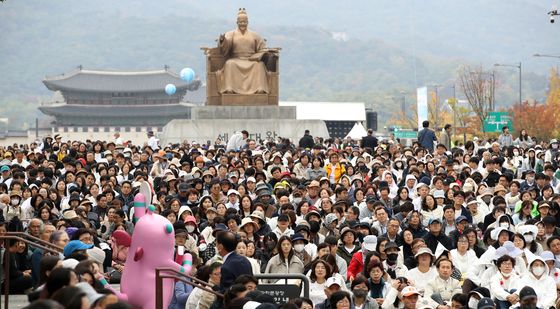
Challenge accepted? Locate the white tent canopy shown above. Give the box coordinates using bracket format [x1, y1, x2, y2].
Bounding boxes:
[345, 122, 368, 140]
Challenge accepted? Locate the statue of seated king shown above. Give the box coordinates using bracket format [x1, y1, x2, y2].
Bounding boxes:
[203, 8, 279, 105]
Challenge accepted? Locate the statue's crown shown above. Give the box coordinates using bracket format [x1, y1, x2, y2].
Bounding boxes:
[237, 8, 247, 17]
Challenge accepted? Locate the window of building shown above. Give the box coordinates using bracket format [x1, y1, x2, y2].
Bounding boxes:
[124, 127, 131, 132]
[64, 127, 69, 133]
[82, 127, 89, 132]
[93, 127, 99, 132]
[104, 127, 110, 133]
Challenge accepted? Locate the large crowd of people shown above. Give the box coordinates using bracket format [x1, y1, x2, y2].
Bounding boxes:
[1, 122, 560, 309]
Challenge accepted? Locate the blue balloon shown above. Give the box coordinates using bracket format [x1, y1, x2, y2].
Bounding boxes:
[165, 84, 176, 95]
[180, 68, 195, 82]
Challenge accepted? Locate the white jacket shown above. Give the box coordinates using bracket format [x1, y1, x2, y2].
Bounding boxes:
[489, 272, 521, 301]
[518, 256, 557, 309]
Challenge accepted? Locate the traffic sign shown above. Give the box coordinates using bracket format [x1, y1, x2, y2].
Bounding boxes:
[483, 112, 512, 133]
[394, 130, 417, 139]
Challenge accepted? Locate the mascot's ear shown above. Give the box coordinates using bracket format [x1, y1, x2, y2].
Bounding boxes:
[134, 247, 144, 262]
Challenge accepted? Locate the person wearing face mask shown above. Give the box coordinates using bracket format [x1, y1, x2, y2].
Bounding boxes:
[516, 225, 542, 255]
[467, 287, 491, 309]
[382, 242, 408, 280]
[518, 256, 556, 309]
[6, 190, 23, 221]
[292, 233, 312, 266]
[350, 276, 379, 309]
[489, 254, 520, 309]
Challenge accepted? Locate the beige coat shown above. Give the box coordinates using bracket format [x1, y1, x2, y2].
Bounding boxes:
[424, 275, 462, 304]
[264, 254, 304, 283]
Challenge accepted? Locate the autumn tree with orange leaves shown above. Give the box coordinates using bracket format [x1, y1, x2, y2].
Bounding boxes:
[510, 101, 556, 140]
[510, 68, 560, 141]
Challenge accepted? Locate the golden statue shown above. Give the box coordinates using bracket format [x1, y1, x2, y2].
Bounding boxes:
[216, 8, 269, 95]
[202, 9, 279, 106]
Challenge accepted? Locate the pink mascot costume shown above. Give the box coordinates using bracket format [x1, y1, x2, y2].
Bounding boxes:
[117, 192, 193, 309]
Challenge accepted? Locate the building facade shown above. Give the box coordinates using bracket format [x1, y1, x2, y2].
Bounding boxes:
[40, 67, 201, 128]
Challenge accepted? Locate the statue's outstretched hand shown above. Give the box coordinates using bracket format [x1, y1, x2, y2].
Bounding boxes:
[219, 34, 226, 43]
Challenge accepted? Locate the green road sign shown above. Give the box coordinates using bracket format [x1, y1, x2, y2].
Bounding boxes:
[394, 130, 417, 139]
[483, 112, 512, 133]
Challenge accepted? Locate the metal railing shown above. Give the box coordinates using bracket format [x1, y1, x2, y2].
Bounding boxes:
[0, 233, 62, 309]
[253, 273, 310, 299]
[155, 267, 223, 309]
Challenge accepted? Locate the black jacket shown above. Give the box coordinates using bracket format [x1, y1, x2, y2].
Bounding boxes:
[298, 134, 314, 149]
[423, 231, 454, 253]
[361, 135, 378, 149]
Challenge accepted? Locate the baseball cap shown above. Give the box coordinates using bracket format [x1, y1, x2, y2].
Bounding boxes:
[362, 235, 377, 251]
[455, 215, 468, 224]
[541, 250, 555, 261]
[477, 298, 494, 309]
[433, 190, 445, 199]
[277, 214, 289, 222]
[63, 240, 94, 257]
[400, 286, 420, 297]
[325, 276, 344, 288]
[246, 177, 256, 183]
[414, 247, 435, 259]
[384, 241, 400, 251]
[428, 217, 442, 225]
[178, 182, 189, 192]
[519, 286, 538, 301]
[0, 166, 9, 173]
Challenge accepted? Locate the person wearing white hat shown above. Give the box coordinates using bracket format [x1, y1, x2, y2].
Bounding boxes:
[225, 189, 240, 211]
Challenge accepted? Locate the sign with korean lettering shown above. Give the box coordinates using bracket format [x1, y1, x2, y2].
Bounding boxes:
[257, 284, 301, 304]
[483, 112, 512, 133]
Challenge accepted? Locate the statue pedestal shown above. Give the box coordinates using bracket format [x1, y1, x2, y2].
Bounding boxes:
[221, 93, 269, 106]
[161, 106, 328, 144]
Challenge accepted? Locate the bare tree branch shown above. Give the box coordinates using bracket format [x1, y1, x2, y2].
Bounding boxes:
[458, 65, 494, 132]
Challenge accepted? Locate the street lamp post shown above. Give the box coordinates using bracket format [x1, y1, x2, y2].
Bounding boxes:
[533, 53, 560, 72]
[494, 62, 522, 105]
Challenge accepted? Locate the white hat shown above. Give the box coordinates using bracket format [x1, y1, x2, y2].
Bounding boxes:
[326, 276, 344, 288]
[227, 189, 240, 197]
[491, 227, 512, 241]
[400, 286, 420, 298]
[362, 235, 377, 251]
[541, 251, 555, 261]
[61, 258, 79, 269]
[516, 224, 538, 236]
[76, 282, 105, 305]
[433, 190, 445, 199]
[246, 177, 256, 183]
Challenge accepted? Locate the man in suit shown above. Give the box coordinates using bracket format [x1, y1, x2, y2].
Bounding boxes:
[217, 231, 253, 291]
[361, 129, 378, 150]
